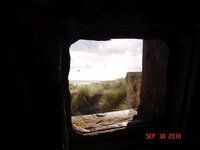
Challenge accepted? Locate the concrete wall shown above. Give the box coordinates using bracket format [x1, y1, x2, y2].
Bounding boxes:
[136, 40, 169, 121]
[126, 72, 142, 109]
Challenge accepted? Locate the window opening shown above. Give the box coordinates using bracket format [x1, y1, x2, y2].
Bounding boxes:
[69, 39, 143, 134]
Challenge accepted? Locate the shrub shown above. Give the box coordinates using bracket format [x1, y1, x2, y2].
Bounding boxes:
[70, 78, 127, 115]
[99, 86, 127, 112]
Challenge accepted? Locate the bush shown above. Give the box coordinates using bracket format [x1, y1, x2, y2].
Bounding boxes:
[69, 78, 128, 116]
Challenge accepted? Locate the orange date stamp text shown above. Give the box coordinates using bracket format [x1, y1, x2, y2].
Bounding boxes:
[145, 133, 182, 140]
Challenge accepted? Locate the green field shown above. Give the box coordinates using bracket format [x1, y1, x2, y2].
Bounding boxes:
[69, 78, 128, 116]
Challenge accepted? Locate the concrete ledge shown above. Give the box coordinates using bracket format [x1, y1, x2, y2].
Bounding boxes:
[72, 109, 137, 134]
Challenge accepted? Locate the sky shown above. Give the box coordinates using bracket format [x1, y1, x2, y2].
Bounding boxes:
[68, 39, 143, 81]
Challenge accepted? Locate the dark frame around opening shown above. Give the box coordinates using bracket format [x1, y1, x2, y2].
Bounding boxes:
[66, 38, 169, 136]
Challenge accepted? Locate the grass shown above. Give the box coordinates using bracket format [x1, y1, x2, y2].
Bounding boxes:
[69, 78, 128, 116]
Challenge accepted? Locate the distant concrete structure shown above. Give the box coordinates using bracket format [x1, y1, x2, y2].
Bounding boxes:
[125, 72, 142, 109]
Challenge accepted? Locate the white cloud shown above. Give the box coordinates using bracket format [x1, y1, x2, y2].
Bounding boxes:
[69, 39, 143, 80]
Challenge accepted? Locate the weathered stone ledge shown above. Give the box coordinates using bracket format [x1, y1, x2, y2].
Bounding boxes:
[72, 109, 137, 135]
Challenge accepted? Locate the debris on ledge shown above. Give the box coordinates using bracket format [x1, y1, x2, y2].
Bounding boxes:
[72, 109, 137, 134]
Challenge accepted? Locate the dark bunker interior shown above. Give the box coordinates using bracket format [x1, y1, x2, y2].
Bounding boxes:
[4, 0, 200, 150]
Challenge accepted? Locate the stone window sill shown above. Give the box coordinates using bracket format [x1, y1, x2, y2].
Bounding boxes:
[72, 109, 137, 135]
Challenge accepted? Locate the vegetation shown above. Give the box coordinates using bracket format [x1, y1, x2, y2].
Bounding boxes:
[69, 78, 128, 116]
